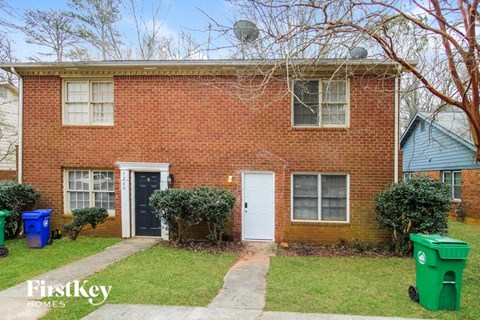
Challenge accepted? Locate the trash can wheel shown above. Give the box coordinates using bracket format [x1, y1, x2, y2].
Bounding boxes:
[409, 285, 419, 302]
[0, 246, 9, 258]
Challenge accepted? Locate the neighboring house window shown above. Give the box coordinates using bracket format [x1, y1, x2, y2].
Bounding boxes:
[403, 172, 413, 180]
[0, 87, 7, 99]
[63, 80, 114, 125]
[293, 80, 349, 127]
[420, 121, 426, 132]
[442, 171, 461, 200]
[292, 174, 349, 222]
[65, 170, 115, 213]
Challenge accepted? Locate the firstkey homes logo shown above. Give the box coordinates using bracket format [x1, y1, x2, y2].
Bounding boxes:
[27, 280, 112, 307]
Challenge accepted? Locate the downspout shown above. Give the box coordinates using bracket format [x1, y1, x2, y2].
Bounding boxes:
[10, 67, 22, 183]
[394, 72, 400, 183]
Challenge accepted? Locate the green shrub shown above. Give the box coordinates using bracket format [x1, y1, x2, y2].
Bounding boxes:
[0, 181, 40, 239]
[375, 174, 451, 255]
[63, 207, 109, 240]
[149, 189, 201, 243]
[150, 187, 236, 243]
[190, 187, 236, 243]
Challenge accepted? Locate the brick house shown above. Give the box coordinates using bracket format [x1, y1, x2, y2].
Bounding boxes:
[401, 111, 480, 225]
[0, 60, 405, 243]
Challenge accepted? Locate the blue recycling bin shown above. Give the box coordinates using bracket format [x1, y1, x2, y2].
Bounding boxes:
[22, 209, 53, 248]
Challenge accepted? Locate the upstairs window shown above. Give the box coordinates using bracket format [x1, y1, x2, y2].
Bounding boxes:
[293, 80, 349, 127]
[63, 80, 114, 125]
[442, 171, 461, 200]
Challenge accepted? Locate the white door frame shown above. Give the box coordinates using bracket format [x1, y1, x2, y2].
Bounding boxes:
[116, 162, 169, 239]
[242, 171, 275, 241]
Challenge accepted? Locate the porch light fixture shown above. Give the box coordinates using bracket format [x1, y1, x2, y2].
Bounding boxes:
[167, 174, 174, 186]
[227, 175, 234, 184]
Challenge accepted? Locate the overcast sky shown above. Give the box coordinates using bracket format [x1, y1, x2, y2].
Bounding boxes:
[4, 0, 233, 61]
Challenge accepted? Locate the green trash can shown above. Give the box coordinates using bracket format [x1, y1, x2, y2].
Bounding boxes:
[0, 210, 11, 257]
[0, 210, 11, 246]
[409, 233, 470, 311]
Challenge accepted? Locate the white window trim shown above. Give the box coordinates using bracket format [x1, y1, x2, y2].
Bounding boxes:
[64, 169, 115, 216]
[290, 172, 350, 223]
[62, 79, 114, 126]
[116, 162, 170, 239]
[291, 79, 350, 128]
[442, 170, 462, 201]
[403, 172, 413, 180]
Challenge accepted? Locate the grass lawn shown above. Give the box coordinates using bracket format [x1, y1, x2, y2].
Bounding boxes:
[0, 236, 121, 291]
[43, 246, 238, 320]
[266, 221, 479, 320]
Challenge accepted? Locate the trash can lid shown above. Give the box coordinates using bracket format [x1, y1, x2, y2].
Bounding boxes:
[22, 211, 42, 219]
[22, 209, 52, 220]
[410, 234, 470, 259]
[36, 209, 53, 215]
[0, 209, 10, 217]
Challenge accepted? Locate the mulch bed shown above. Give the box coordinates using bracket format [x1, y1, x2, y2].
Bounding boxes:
[157, 239, 245, 254]
[276, 243, 399, 258]
[157, 239, 399, 258]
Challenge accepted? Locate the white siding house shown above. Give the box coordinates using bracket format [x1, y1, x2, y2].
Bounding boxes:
[0, 82, 18, 171]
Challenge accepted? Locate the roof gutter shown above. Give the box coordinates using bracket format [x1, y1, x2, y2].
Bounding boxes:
[10, 67, 22, 183]
[394, 71, 400, 183]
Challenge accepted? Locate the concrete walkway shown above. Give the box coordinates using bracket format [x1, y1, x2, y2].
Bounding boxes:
[83, 305, 426, 320]
[0, 237, 160, 320]
[83, 242, 425, 320]
[208, 243, 271, 310]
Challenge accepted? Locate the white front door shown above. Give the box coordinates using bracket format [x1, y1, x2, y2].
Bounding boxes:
[243, 172, 275, 241]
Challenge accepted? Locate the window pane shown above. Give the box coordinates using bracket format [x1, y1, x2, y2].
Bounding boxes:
[294, 175, 318, 196]
[92, 82, 113, 102]
[293, 81, 319, 126]
[293, 198, 318, 220]
[321, 175, 347, 221]
[453, 172, 461, 186]
[68, 171, 89, 190]
[93, 171, 114, 191]
[443, 171, 454, 199]
[65, 103, 89, 124]
[95, 192, 115, 210]
[443, 172, 452, 184]
[293, 175, 318, 220]
[69, 191, 90, 210]
[453, 186, 461, 199]
[321, 103, 346, 125]
[322, 81, 346, 103]
[92, 103, 114, 123]
[66, 82, 88, 102]
[453, 172, 461, 199]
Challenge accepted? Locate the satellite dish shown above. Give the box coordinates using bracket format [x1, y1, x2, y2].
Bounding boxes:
[233, 20, 259, 43]
[350, 47, 368, 59]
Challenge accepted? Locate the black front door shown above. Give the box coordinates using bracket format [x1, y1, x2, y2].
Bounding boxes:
[135, 172, 161, 236]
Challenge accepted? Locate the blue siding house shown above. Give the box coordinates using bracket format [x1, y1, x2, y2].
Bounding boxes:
[400, 112, 480, 224]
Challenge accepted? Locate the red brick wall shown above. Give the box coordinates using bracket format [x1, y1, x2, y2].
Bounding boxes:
[21, 73, 397, 243]
[407, 169, 480, 225]
[460, 169, 480, 225]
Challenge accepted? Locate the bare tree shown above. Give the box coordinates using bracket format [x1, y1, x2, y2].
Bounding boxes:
[68, 0, 124, 60]
[22, 9, 79, 62]
[0, 34, 18, 82]
[218, 0, 480, 160]
[128, 0, 167, 60]
[0, 110, 17, 166]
